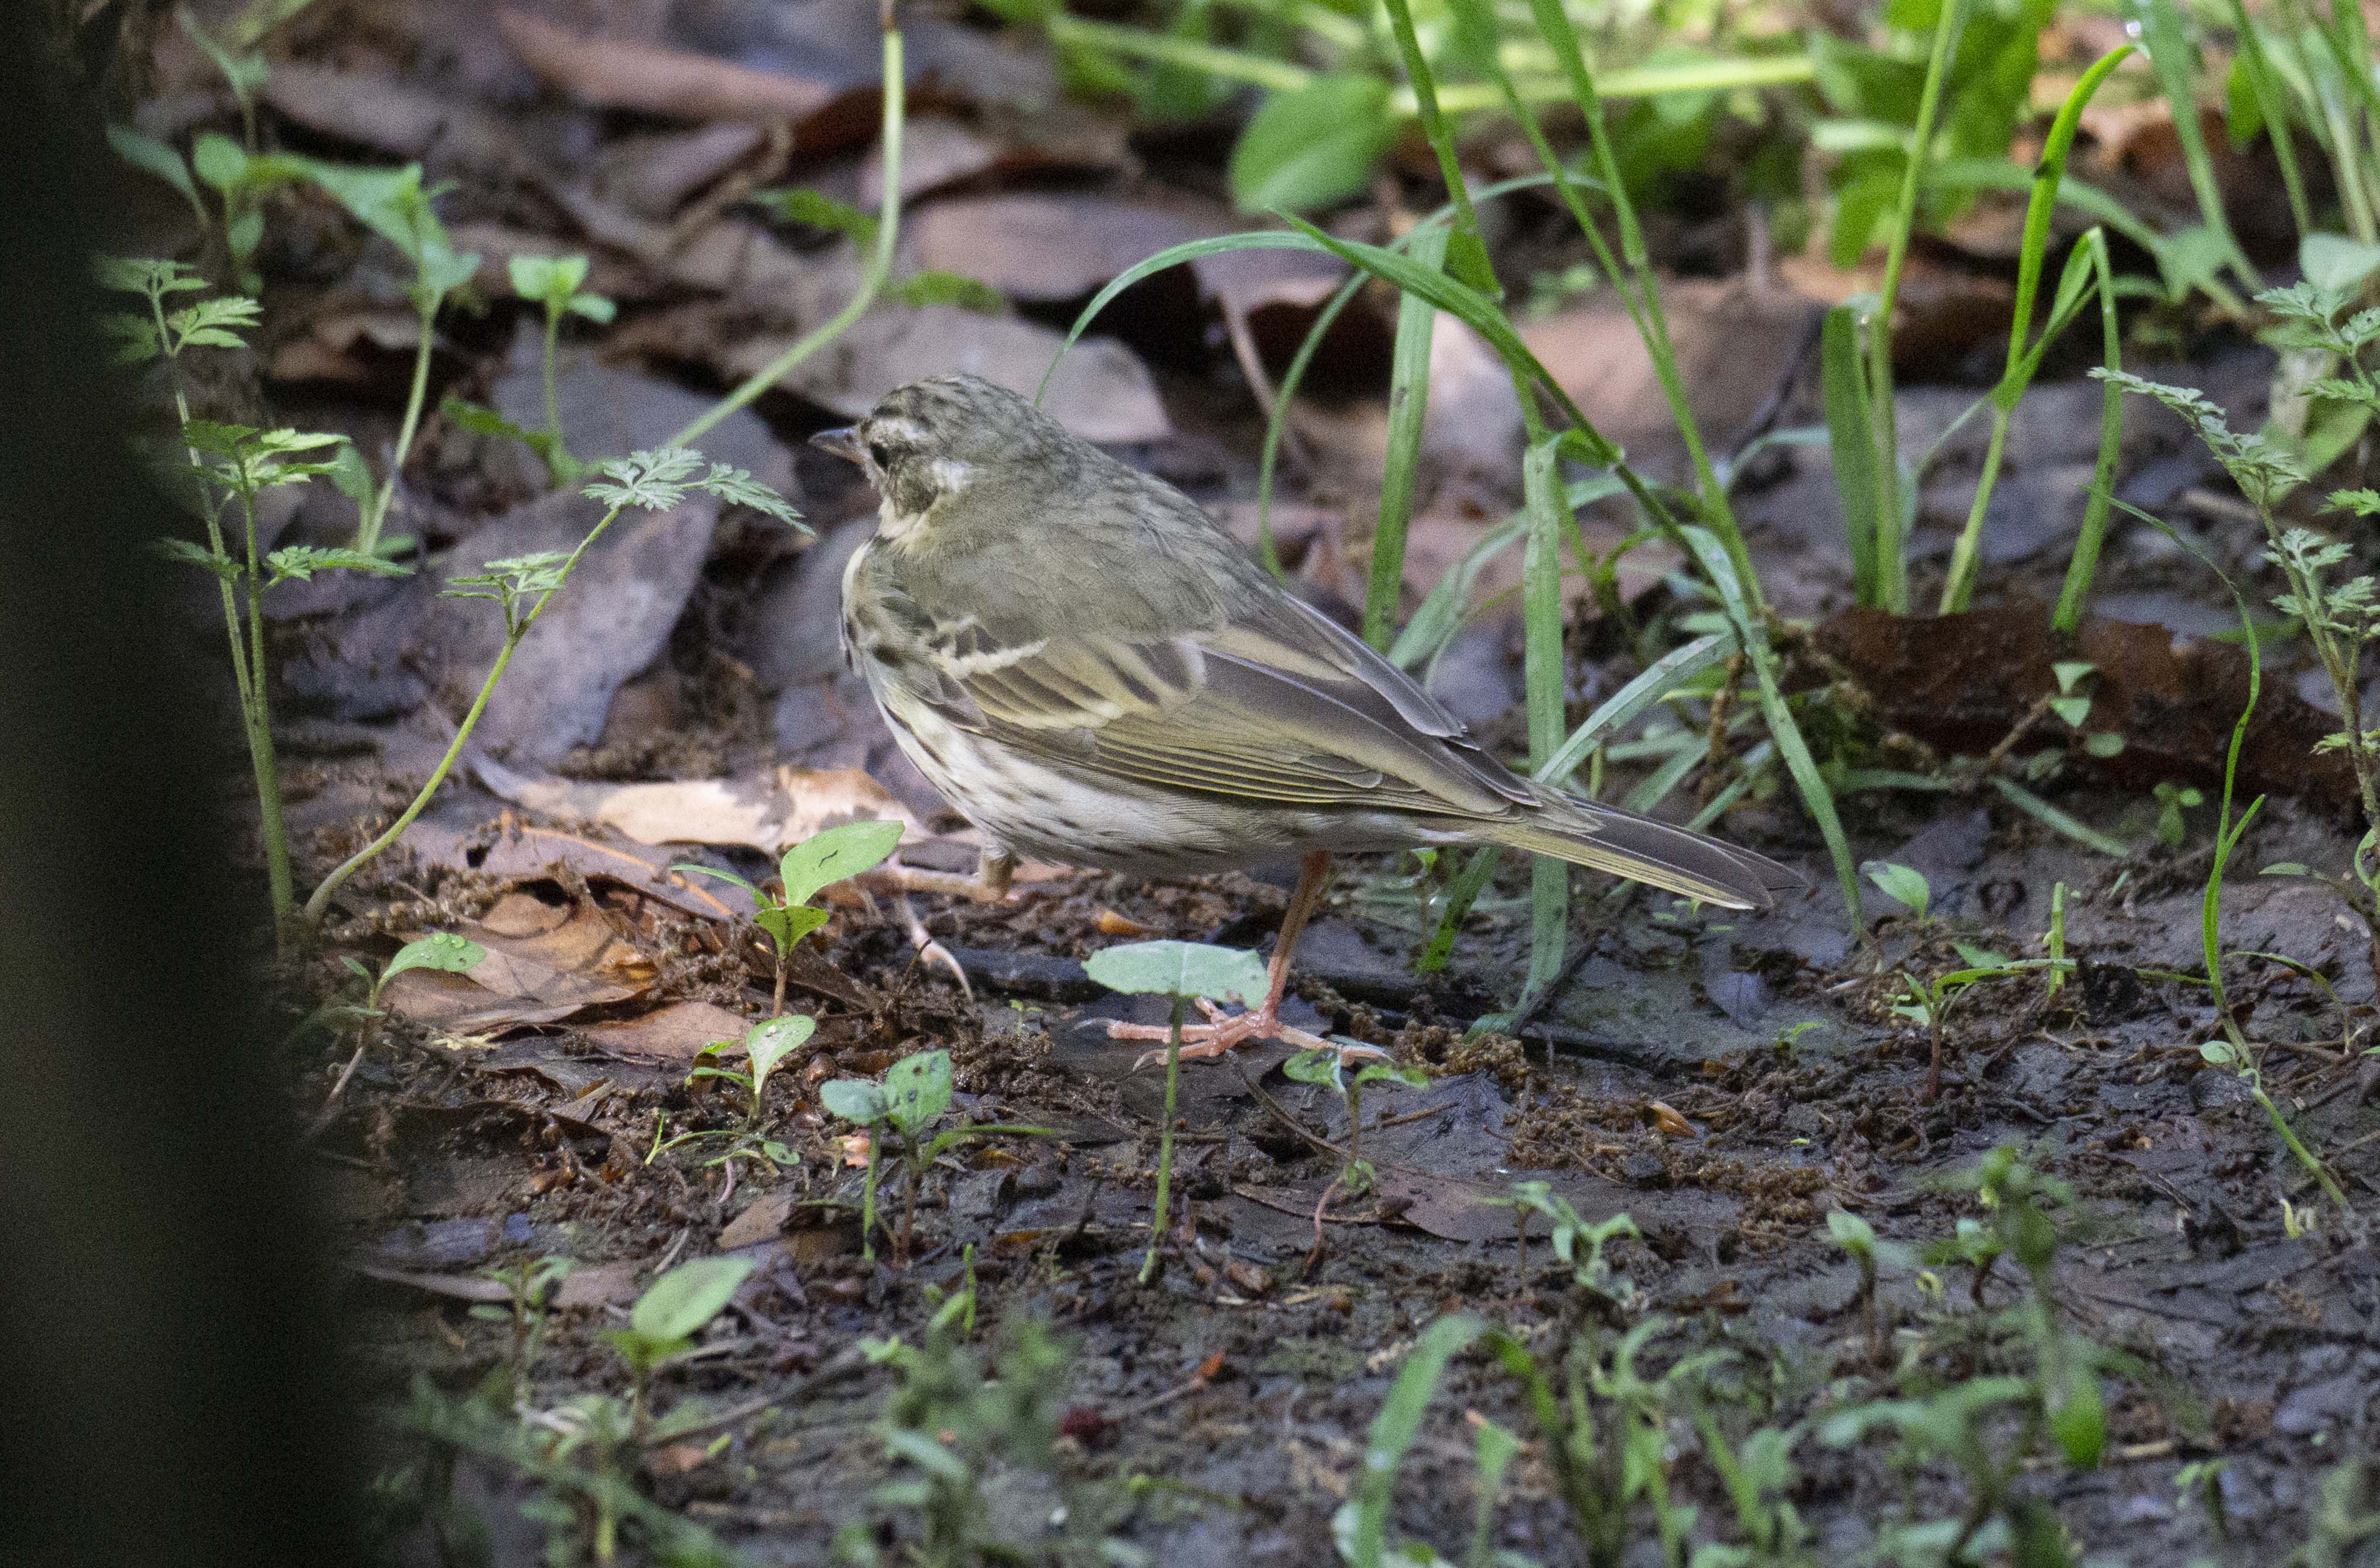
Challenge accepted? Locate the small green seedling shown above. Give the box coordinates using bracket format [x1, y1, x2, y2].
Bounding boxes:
[1282, 1046, 1428, 1179]
[600, 1256, 756, 1439]
[676, 818, 905, 1014]
[443, 254, 617, 485]
[341, 931, 486, 1047]
[471, 1253, 576, 1407]
[1081, 940, 1270, 1283]
[690, 1014, 816, 1125]
[2043, 881, 2068, 996]
[1862, 860, 1931, 924]
[1825, 1208, 1913, 1365]
[511, 253, 614, 476]
[1493, 1180, 1640, 1306]
[2153, 781, 2205, 848]
[822, 1048, 1046, 1265]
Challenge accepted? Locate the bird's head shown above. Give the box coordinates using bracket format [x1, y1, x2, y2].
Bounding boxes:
[811, 374, 1083, 546]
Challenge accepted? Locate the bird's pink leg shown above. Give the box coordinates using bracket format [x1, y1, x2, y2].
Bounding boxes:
[1108, 853, 1382, 1066]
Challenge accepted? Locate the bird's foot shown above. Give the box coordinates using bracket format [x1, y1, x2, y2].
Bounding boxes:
[1110, 999, 1384, 1071]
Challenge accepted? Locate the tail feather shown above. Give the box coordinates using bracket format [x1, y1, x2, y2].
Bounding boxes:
[1468, 790, 1799, 911]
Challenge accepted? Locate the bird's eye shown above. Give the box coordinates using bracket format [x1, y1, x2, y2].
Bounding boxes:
[867, 439, 893, 469]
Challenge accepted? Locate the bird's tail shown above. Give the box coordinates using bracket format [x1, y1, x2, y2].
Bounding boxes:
[1467, 788, 1799, 911]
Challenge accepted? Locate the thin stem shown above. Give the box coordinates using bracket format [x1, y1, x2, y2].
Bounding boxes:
[541, 302, 564, 452]
[1868, 0, 1964, 615]
[361, 295, 440, 555]
[669, 28, 905, 450]
[860, 1130, 881, 1263]
[1141, 993, 1186, 1285]
[235, 483, 294, 932]
[300, 500, 632, 927]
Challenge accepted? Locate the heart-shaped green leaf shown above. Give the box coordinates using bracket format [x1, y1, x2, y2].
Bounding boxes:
[781, 819, 905, 908]
[1083, 940, 1268, 1003]
[629, 1255, 756, 1343]
[381, 931, 485, 986]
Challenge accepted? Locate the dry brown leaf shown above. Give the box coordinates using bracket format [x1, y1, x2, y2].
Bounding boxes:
[1521, 279, 1820, 474]
[474, 757, 924, 856]
[580, 1000, 755, 1061]
[717, 1189, 795, 1249]
[497, 9, 834, 122]
[382, 902, 653, 1032]
[734, 305, 1170, 445]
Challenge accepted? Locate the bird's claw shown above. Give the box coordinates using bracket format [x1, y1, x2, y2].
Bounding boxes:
[1109, 1000, 1383, 1071]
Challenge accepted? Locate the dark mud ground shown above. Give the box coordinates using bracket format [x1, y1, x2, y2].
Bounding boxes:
[278, 373, 2380, 1568]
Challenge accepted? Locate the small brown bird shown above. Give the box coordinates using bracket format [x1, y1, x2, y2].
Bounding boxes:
[818, 375, 1794, 1058]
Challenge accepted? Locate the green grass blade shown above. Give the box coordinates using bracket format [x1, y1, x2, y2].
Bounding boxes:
[2226, 0, 2316, 235]
[1389, 515, 1528, 669]
[1536, 631, 1736, 787]
[1940, 46, 2132, 614]
[1496, 0, 1762, 603]
[1925, 157, 2172, 259]
[2054, 231, 2125, 635]
[1864, 0, 1966, 616]
[1417, 845, 1502, 972]
[1677, 526, 1859, 922]
[1821, 303, 1881, 607]
[1520, 436, 1574, 1002]
[1367, 224, 1447, 648]
[2131, 0, 2264, 288]
[1989, 777, 2131, 858]
[1349, 1315, 1490, 1567]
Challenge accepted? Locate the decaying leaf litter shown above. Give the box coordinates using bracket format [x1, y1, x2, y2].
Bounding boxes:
[86, 0, 2380, 1560]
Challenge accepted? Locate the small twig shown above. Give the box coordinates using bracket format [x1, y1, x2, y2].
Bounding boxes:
[1980, 690, 2060, 776]
[1235, 1061, 1354, 1164]
[1302, 1170, 1350, 1278]
[1698, 651, 1746, 806]
[302, 1041, 371, 1142]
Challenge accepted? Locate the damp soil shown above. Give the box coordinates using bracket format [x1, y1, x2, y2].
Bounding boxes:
[310, 756, 2380, 1567]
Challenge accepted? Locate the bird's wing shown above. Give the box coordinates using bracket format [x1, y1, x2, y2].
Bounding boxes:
[905, 589, 1534, 819]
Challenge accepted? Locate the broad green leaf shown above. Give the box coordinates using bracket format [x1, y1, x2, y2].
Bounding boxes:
[755, 904, 831, 953]
[107, 125, 197, 208]
[780, 819, 904, 907]
[2049, 1362, 2105, 1468]
[882, 1048, 955, 1137]
[742, 1014, 816, 1096]
[1228, 74, 1398, 214]
[820, 1078, 889, 1125]
[507, 252, 590, 306]
[2300, 231, 2380, 296]
[629, 1255, 757, 1342]
[1862, 860, 1931, 920]
[381, 931, 485, 985]
[1283, 1046, 1342, 1089]
[1352, 1060, 1430, 1089]
[1083, 940, 1269, 1003]
[1827, 1208, 1878, 1255]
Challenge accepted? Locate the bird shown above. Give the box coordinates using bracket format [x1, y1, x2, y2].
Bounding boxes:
[816, 374, 1796, 1061]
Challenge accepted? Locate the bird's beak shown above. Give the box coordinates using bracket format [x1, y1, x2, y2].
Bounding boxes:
[810, 425, 866, 465]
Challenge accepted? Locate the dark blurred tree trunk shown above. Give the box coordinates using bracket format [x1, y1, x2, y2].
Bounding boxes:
[0, 8, 361, 1565]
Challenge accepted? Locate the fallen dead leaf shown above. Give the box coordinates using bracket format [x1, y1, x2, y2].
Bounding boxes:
[580, 1000, 755, 1061]
[382, 901, 653, 1032]
[497, 9, 834, 122]
[736, 305, 1171, 445]
[718, 1189, 795, 1249]
[474, 756, 924, 856]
